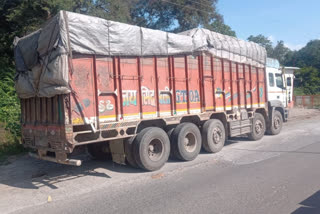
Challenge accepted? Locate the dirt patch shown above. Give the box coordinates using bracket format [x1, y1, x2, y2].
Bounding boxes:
[288, 108, 320, 121]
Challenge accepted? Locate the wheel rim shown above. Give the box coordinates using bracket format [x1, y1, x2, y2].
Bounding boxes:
[273, 116, 281, 130]
[212, 127, 222, 144]
[148, 139, 164, 161]
[255, 120, 263, 135]
[184, 133, 197, 153]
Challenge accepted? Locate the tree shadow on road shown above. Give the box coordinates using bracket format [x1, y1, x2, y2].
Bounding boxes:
[0, 154, 144, 190]
[292, 190, 320, 214]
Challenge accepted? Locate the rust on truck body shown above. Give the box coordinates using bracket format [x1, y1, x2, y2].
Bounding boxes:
[21, 53, 267, 156]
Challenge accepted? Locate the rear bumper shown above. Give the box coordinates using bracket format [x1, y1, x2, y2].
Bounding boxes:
[22, 124, 74, 153]
[29, 152, 81, 166]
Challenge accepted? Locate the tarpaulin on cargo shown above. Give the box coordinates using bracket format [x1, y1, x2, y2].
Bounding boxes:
[13, 11, 266, 98]
[179, 28, 267, 68]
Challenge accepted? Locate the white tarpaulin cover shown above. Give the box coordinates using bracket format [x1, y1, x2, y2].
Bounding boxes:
[179, 28, 266, 68]
[14, 11, 266, 98]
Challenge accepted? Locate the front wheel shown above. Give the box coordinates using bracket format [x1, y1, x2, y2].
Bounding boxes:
[248, 113, 266, 141]
[267, 110, 283, 135]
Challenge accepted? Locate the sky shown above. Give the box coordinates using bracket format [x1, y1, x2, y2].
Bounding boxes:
[217, 0, 320, 50]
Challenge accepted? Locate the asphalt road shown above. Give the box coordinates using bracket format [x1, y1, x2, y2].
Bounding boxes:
[1, 109, 320, 214]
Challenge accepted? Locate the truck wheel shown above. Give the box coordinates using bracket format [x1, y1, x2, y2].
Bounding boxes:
[267, 110, 283, 135]
[248, 113, 266, 141]
[124, 138, 139, 168]
[87, 142, 112, 160]
[165, 127, 175, 158]
[133, 127, 170, 171]
[202, 119, 225, 153]
[171, 123, 202, 161]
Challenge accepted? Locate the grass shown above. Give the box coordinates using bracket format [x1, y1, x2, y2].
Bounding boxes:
[294, 87, 320, 96]
[0, 127, 26, 164]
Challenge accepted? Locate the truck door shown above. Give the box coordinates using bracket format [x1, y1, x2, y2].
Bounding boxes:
[285, 76, 293, 106]
[267, 71, 287, 107]
[274, 73, 287, 107]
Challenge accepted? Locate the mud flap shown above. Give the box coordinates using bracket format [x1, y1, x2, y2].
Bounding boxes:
[109, 139, 126, 165]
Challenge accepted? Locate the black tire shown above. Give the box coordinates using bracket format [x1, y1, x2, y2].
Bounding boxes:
[202, 119, 225, 153]
[87, 142, 112, 160]
[248, 113, 266, 141]
[124, 138, 139, 168]
[133, 127, 170, 171]
[267, 110, 283, 135]
[171, 123, 202, 161]
[166, 126, 175, 158]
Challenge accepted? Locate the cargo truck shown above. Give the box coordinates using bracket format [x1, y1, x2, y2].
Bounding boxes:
[14, 11, 288, 171]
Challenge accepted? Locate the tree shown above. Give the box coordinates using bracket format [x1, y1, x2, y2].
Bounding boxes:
[130, 0, 234, 35]
[294, 67, 320, 95]
[287, 40, 320, 69]
[206, 18, 236, 37]
[272, 40, 291, 65]
[247, 34, 274, 57]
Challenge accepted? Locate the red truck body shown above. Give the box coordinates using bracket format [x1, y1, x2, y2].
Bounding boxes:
[21, 54, 266, 156]
[16, 11, 284, 171]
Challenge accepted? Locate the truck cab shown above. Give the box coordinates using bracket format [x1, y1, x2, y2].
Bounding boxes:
[266, 58, 293, 121]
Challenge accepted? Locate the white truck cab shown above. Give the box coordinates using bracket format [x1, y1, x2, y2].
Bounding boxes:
[266, 58, 296, 122]
[266, 58, 287, 107]
[266, 58, 299, 110]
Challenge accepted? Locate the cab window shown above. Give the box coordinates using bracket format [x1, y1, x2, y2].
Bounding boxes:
[275, 73, 284, 89]
[268, 73, 275, 87]
[287, 77, 292, 86]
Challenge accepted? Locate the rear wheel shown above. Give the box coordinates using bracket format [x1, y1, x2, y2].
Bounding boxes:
[171, 123, 202, 161]
[248, 113, 266, 141]
[133, 127, 170, 171]
[87, 142, 112, 160]
[202, 119, 225, 153]
[267, 110, 283, 135]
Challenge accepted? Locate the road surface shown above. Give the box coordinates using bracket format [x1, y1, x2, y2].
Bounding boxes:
[1, 109, 320, 214]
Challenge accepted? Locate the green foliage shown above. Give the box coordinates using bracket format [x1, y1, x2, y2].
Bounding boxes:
[0, 62, 23, 161]
[272, 40, 291, 65]
[294, 67, 320, 95]
[207, 19, 236, 37]
[247, 34, 274, 57]
[247, 36, 291, 65]
[285, 40, 320, 70]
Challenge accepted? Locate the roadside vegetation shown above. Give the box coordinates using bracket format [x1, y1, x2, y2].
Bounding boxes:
[0, 0, 319, 160]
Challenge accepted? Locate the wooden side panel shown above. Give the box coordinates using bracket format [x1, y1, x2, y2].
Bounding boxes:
[187, 55, 201, 114]
[258, 67, 266, 106]
[251, 66, 258, 107]
[231, 62, 238, 108]
[157, 57, 172, 117]
[203, 54, 214, 111]
[223, 60, 232, 110]
[70, 56, 96, 125]
[119, 57, 140, 120]
[141, 57, 157, 119]
[96, 57, 117, 122]
[238, 64, 246, 108]
[244, 65, 252, 108]
[174, 56, 188, 115]
[213, 58, 224, 112]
